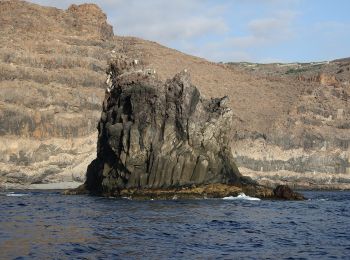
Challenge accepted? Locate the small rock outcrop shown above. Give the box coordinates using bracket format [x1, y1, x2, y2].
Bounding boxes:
[67, 3, 114, 40]
[273, 185, 305, 200]
[80, 56, 251, 197]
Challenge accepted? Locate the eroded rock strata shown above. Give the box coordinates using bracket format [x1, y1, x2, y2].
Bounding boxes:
[71, 57, 303, 200]
[84, 57, 243, 195]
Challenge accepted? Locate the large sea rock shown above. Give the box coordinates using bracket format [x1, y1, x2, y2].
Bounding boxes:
[70, 56, 303, 200]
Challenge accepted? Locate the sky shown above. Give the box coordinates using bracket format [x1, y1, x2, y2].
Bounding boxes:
[28, 0, 350, 63]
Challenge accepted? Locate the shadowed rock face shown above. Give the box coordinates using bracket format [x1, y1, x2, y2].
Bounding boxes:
[273, 185, 305, 200]
[85, 58, 243, 195]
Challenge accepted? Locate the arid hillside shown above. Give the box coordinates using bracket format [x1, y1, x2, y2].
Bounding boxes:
[0, 0, 112, 186]
[0, 1, 349, 189]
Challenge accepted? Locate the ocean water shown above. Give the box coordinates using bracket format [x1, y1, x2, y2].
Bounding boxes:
[0, 190, 349, 259]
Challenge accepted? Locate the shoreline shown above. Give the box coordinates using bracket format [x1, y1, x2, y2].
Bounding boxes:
[1, 181, 350, 192]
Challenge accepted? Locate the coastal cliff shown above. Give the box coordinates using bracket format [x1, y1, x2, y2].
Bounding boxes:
[0, 1, 348, 189]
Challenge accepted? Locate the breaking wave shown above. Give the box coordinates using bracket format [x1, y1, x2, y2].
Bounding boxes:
[223, 193, 261, 201]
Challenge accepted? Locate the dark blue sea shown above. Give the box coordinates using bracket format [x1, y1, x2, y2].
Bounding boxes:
[0, 190, 349, 259]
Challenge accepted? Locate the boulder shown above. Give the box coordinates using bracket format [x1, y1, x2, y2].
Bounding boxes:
[273, 185, 305, 200]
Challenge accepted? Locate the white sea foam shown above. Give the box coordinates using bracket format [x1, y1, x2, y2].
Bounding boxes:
[308, 198, 328, 201]
[5, 192, 27, 197]
[223, 193, 261, 201]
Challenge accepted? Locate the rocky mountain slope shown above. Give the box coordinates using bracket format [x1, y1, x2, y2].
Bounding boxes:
[0, 1, 349, 189]
[227, 62, 349, 188]
[0, 0, 111, 186]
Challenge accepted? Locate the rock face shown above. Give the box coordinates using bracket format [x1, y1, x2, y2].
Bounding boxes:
[67, 4, 113, 40]
[83, 57, 244, 195]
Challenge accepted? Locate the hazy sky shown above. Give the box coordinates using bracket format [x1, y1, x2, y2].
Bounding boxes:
[28, 0, 350, 63]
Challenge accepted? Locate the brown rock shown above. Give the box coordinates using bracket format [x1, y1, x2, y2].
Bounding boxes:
[273, 185, 305, 200]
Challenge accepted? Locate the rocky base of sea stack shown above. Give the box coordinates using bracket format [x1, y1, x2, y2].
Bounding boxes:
[65, 183, 304, 201]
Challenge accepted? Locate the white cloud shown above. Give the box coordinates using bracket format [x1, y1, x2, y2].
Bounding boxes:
[107, 0, 229, 46]
[116, 15, 228, 43]
[187, 10, 299, 62]
[232, 11, 298, 48]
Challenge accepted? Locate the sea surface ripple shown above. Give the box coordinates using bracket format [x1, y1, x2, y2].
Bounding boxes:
[0, 190, 349, 259]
